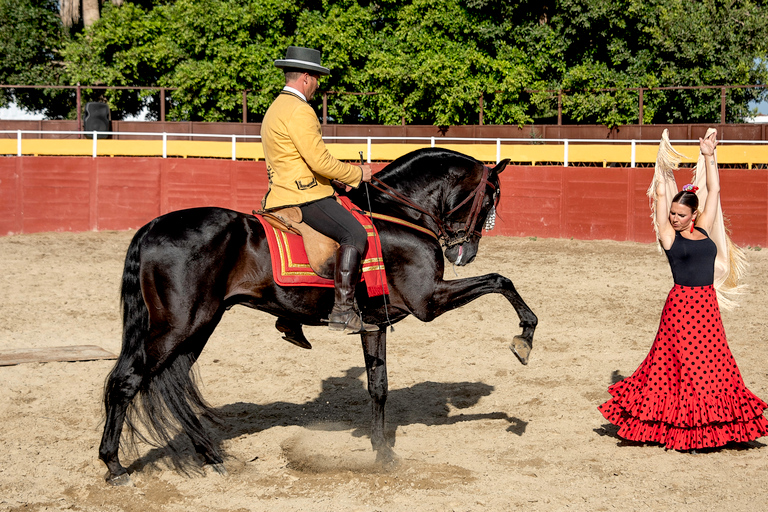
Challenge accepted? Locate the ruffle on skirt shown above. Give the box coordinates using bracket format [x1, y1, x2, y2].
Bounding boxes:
[602, 406, 768, 451]
[599, 284, 768, 450]
[604, 377, 767, 427]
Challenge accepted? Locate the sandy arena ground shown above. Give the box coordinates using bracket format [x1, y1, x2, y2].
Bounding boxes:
[1, 230, 767, 511]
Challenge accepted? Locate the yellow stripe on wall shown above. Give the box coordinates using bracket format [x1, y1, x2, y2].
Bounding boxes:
[0, 139, 17, 154]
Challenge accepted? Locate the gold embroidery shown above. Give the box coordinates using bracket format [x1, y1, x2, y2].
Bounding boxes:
[275, 228, 317, 276]
[271, 223, 386, 279]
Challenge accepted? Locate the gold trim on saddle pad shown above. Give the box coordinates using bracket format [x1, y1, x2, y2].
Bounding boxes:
[274, 229, 317, 276]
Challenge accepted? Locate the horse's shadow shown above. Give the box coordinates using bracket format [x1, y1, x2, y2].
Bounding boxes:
[126, 366, 527, 473]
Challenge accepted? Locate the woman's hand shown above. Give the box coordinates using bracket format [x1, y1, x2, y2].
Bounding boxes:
[699, 130, 718, 156]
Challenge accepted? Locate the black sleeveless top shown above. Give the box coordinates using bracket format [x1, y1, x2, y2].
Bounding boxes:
[664, 227, 717, 287]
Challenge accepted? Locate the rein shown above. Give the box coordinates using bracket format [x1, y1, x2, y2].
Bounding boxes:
[367, 165, 495, 247]
[356, 210, 439, 240]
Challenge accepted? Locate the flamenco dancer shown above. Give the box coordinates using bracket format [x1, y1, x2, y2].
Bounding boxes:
[599, 128, 768, 451]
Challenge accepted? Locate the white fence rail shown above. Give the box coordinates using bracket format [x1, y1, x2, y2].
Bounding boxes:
[3, 129, 768, 167]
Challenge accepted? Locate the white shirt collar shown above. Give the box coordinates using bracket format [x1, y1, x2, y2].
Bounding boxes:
[283, 86, 306, 102]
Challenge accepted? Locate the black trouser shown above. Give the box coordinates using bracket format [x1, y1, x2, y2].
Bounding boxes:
[299, 196, 368, 255]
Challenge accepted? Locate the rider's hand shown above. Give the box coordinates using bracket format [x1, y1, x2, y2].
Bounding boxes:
[360, 164, 372, 182]
[699, 130, 718, 156]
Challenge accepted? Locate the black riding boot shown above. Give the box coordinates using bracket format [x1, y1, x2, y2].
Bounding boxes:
[328, 245, 379, 334]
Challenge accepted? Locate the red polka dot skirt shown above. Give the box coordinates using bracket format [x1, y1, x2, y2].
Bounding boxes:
[599, 284, 768, 450]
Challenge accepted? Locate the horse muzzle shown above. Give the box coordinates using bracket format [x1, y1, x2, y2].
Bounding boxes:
[445, 242, 477, 266]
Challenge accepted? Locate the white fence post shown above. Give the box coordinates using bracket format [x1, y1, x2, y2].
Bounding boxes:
[631, 140, 636, 168]
[563, 140, 569, 167]
[232, 135, 236, 161]
[431, 136, 435, 148]
[17, 130, 21, 157]
[367, 137, 371, 163]
[162, 133, 167, 158]
[92, 132, 98, 158]
[496, 138, 501, 164]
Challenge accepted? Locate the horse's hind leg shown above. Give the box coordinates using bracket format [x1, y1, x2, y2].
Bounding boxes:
[360, 330, 396, 463]
[99, 354, 145, 485]
[100, 307, 226, 482]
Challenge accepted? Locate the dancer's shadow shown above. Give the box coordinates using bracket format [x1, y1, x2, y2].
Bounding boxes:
[127, 366, 527, 473]
[593, 370, 636, 443]
[610, 370, 625, 384]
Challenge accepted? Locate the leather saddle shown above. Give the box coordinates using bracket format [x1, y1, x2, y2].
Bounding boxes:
[255, 207, 338, 279]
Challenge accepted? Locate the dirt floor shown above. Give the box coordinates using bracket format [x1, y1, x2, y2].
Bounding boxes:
[1, 230, 767, 512]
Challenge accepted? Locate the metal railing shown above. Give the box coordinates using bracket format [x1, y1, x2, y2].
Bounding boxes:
[3, 82, 767, 125]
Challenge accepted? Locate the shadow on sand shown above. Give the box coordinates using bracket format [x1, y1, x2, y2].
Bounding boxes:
[126, 366, 527, 474]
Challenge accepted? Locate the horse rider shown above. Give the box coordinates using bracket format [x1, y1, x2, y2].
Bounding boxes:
[260, 46, 378, 334]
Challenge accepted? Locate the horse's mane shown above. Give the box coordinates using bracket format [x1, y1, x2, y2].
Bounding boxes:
[346, 148, 484, 218]
[373, 147, 481, 183]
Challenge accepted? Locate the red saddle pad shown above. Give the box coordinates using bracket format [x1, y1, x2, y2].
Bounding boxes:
[256, 197, 388, 297]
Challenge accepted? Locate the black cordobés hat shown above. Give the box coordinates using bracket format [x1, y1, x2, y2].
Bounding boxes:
[274, 46, 330, 76]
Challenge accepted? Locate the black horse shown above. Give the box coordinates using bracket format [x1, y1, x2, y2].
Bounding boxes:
[98, 147, 538, 485]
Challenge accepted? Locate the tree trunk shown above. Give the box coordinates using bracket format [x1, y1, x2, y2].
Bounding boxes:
[60, 0, 80, 27]
[82, 0, 100, 27]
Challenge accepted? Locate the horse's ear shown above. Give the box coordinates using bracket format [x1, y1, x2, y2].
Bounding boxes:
[491, 158, 510, 175]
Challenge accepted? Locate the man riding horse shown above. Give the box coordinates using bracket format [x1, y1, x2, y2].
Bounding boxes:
[260, 45, 377, 335]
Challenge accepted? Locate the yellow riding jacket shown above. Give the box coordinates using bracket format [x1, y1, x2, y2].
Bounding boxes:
[260, 91, 363, 210]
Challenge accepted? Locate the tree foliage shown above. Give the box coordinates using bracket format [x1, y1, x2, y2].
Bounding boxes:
[0, 0, 73, 117]
[2, 0, 767, 125]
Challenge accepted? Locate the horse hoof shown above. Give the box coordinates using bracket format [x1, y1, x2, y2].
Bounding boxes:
[510, 336, 531, 365]
[106, 472, 133, 487]
[375, 447, 399, 467]
[283, 335, 312, 349]
[207, 463, 228, 476]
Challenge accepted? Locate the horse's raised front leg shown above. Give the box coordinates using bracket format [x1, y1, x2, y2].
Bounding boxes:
[414, 273, 537, 364]
[360, 330, 396, 463]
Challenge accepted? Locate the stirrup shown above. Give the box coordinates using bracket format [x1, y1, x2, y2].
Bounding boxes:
[327, 308, 378, 334]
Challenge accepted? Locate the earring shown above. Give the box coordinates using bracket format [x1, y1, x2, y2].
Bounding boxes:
[690, 222, 695, 233]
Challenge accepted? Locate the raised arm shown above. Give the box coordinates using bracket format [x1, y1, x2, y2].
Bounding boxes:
[695, 130, 720, 233]
[655, 178, 676, 250]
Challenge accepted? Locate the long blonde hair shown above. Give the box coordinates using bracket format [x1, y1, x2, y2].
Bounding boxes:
[648, 128, 747, 309]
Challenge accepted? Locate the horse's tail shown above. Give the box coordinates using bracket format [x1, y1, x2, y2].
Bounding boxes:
[106, 217, 222, 470]
[103, 220, 154, 449]
[118, 221, 154, 371]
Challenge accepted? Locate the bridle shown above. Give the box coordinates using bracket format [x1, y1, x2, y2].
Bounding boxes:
[366, 165, 497, 248]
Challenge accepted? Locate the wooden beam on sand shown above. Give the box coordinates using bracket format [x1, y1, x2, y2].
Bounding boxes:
[0, 345, 117, 366]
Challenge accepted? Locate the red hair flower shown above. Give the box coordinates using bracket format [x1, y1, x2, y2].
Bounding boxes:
[682, 184, 699, 193]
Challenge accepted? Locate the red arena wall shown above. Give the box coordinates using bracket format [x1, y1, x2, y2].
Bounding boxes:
[1, 156, 767, 247]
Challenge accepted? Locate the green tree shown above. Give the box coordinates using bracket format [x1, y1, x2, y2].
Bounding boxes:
[552, 0, 768, 125]
[63, 0, 299, 121]
[0, 0, 73, 118]
[4, 0, 767, 125]
[298, 0, 561, 125]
